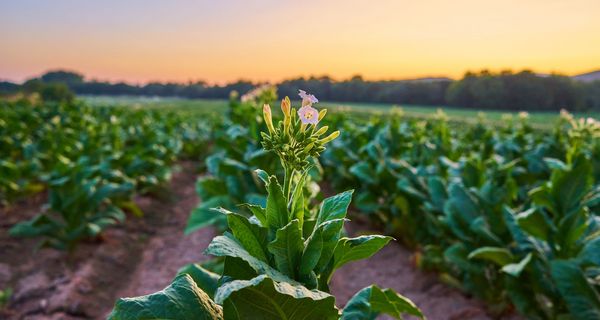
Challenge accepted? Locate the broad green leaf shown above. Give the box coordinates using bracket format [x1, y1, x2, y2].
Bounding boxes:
[427, 176, 447, 211]
[205, 234, 297, 284]
[515, 208, 553, 241]
[341, 285, 424, 320]
[550, 260, 600, 320]
[577, 237, 600, 266]
[177, 263, 220, 299]
[266, 175, 289, 231]
[299, 219, 345, 278]
[108, 274, 223, 320]
[468, 247, 515, 266]
[502, 253, 532, 277]
[552, 155, 593, 215]
[212, 207, 269, 263]
[332, 235, 392, 272]
[215, 275, 338, 320]
[268, 219, 303, 278]
[317, 190, 354, 226]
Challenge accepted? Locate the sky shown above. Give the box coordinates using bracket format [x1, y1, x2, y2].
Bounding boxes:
[1, 0, 599, 84]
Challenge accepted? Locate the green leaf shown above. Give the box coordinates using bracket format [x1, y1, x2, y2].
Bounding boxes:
[108, 274, 223, 320]
[177, 263, 220, 299]
[349, 162, 376, 185]
[341, 285, 424, 320]
[239, 203, 266, 226]
[577, 237, 600, 266]
[268, 219, 304, 278]
[502, 253, 532, 277]
[255, 169, 269, 185]
[550, 260, 600, 320]
[515, 208, 553, 241]
[266, 175, 289, 231]
[543, 157, 567, 171]
[215, 275, 338, 320]
[332, 235, 392, 272]
[317, 190, 354, 226]
[9, 214, 62, 238]
[468, 247, 515, 266]
[301, 219, 346, 277]
[186, 196, 233, 234]
[290, 171, 308, 227]
[552, 155, 593, 215]
[212, 207, 269, 263]
[205, 234, 297, 284]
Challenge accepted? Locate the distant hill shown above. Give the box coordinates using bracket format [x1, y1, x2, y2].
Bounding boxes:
[404, 77, 453, 83]
[572, 70, 600, 83]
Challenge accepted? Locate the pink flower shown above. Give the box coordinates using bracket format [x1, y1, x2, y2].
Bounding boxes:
[298, 105, 319, 125]
[298, 90, 318, 107]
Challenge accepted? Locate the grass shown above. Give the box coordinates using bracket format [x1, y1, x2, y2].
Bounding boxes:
[80, 95, 599, 125]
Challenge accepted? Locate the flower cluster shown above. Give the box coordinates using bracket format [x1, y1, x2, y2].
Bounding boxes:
[240, 84, 278, 104]
[261, 90, 339, 171]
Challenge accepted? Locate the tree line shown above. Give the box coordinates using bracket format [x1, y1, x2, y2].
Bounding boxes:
[1, 69, 599, 111]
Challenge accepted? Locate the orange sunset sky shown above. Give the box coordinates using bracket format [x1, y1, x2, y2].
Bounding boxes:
[1, 0, 599, 84]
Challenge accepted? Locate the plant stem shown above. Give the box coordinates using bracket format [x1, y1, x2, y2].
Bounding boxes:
[283, 164, 295, 202]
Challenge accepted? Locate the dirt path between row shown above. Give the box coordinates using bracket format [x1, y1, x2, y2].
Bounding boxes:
[331, 221, 521, 320]
[0, 162, 216, 320]
[1, 163, 520, 320]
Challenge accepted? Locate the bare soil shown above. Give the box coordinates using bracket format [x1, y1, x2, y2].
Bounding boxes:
[0, 162, 215, 320]
[331, 219, 522, 320]
[1, 163, 521, 320]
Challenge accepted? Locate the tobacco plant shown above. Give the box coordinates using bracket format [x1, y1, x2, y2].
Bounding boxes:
[321, 109, 600, 318]
[109, 91, 424, 320]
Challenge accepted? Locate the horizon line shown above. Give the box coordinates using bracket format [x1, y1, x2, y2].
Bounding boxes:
[2, 67, 600, 86]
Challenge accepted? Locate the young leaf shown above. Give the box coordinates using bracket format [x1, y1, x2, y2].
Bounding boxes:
[239, 203, 267, 226]
[300, 219, 346, 277]
[468, 247, 515, 266]
[316, 190, 354, 226]
[502, 253, 532, 277]
[325, 235, 392, 283]
[290, 171, 308, 227]
[267, 219, 304, 278]
[215, 275, 338, 320]
[108, 274, 223, 320]
[266, 175, 289, 231]
[515, 208, 553, 241]
[212, 207, 269, 263]
[205, 234, 297, 284]
[255, 169, 269, 185]
[341, 285, 424, 320]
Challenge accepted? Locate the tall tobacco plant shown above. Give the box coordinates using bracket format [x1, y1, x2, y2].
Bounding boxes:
[109, 91, 424, 320]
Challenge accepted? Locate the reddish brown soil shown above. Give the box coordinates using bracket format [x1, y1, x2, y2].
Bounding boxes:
[1, 163, 522, 320]
[331, 219, 523, 320]
[0, 162, 216, 320]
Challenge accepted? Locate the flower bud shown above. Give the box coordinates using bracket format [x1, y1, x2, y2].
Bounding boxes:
[263, 104, 275, 134]
[318, 109, 327, 121]
[303, 142, 314, 153]
[281, 97, 291, 117]
[314, 126, 328, 136]
[319, 130, 340, 144]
